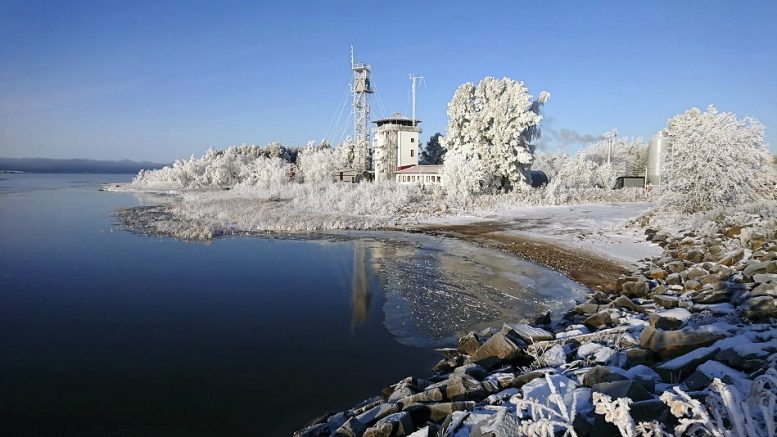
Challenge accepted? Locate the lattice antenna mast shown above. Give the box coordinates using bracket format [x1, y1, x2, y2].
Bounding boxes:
[351, 47, 373, 173]
[409, 74, 424, 127]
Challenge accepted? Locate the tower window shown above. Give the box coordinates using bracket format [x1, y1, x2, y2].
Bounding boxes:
[411, 138, 415, 143]
[410, 149, 414, 157]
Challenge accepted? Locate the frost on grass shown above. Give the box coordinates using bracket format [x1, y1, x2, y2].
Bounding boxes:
[592, 368, 777, 437]
[511, 374, 581, 437]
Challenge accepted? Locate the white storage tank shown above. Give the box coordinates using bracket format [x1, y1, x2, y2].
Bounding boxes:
[647, 132, 671, 186]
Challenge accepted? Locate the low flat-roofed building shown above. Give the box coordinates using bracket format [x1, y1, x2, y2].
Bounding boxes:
[395, 164, 442, 185]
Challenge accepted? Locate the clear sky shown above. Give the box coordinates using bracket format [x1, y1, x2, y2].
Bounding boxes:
[1, 0, 775, 161]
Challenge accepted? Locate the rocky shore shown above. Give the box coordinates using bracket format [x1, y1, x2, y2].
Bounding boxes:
[294, 220, 777, 436]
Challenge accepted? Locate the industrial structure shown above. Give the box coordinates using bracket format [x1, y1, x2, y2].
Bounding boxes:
[335, 50, 441, 185]
[351, 48, 373, 174]
[647, 131, 672, 186]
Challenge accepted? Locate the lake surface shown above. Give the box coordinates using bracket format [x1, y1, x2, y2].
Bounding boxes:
[0, 174, 585, 435]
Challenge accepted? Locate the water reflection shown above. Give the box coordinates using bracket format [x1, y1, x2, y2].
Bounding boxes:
[350, 240, 372, 332]
[337, 231, 588, 348]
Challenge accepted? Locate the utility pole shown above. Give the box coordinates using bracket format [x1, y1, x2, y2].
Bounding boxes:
[409, 74, 424, 127]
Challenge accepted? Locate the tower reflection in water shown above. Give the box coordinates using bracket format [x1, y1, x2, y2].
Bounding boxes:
[350, 240, 372, 333]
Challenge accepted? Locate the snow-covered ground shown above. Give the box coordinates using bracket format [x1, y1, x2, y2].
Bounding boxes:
[419, 202, 661, 266]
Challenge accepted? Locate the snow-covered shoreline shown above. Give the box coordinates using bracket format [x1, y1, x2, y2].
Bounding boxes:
[106, 181, 658, 268]
[417, 202, 661, 267]
[294, 212, 777, 437]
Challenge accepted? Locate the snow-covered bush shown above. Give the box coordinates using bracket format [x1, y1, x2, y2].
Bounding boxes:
[532, 151, 568, 182]
[663, 105, 775, 213]
[297, 143, 350, 184]
[161, 181, 429, 236]
[541, 135, 648, 204]
[440, 150, 488, 205]
[132, 144, 295, 190]
[443, 77, 549, 191]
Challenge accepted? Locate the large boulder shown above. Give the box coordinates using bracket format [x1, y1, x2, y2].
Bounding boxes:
[611, 295, 641, 312]
[752, 283, 777, 297]
[591, 380, 653, 402]
[654, 345, 720, 381]
[584, 310, 619, 329]
[640, 325, 730, 359]
[693, 288, 731, 304]
[539, 344, 567, 368]
[363, 412, 414, 437]
[648, 308, 691, 330]
[683, 361, 752, 394]
[457, 333, 480, 355]
[629, 399, 674, 426]
[445, 374, 485, 401]
[503, 323, 554, 343]
[357, 402, 402, 426]
[622, 281, 650, 298]
[582, 366, 628, 386]
[428, 402, 474, 422]
[397, 388, 443, 409]
[743, 260, 777, 278]
[470, 331, 524, 364]
[652, 294, 681, 308]
[741, 296, 777, 322]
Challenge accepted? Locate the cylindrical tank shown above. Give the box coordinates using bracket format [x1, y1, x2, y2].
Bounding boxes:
[646, 133, 672, 186]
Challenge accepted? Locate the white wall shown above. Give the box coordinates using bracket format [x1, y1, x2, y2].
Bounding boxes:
[397, 130, 419, 168]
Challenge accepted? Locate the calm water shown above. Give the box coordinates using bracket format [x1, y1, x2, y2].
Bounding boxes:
[0, 174, 584, 435]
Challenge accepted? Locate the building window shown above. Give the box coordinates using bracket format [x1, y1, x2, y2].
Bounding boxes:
[411, 138, 415, 143]
[410, 149, 414, 157]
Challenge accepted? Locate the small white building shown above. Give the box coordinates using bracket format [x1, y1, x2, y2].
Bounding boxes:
[372, 113, 422, 181]
[396, 165, 443, 185]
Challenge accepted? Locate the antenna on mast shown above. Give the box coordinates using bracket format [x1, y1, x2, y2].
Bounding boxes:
[409, 73, 424, 127]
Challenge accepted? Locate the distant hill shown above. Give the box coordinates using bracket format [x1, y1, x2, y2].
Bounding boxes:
[0, 157, 168, 174]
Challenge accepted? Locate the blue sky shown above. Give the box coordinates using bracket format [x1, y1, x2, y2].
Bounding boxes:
[1, 0, 775, 161]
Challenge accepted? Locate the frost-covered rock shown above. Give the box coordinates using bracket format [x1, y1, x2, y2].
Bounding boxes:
[639, 324, 730, 359]
[539, 345, 567, 368]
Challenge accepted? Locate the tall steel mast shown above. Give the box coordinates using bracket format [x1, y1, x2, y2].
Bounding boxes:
[351, 47, 373, 173]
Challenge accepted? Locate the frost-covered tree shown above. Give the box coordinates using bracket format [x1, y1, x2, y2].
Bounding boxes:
[443, 77, 549, 191]
[540, 134, 647, 200]
[133, 144, 294, 190]
[420, 133, 446, 165]
[663, 105, 774, 213]
[265, 142, 290, 161]
[531, 150, 568, 181]
[577, 132, 647, 177]
[297, 142, 351, 184]
[351, 136, 369, 174]
[440, 150, 488, 205]
[338, 137, 356, 169]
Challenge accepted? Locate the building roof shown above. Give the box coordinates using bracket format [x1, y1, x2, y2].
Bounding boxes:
[396, 165, 442, 174]
[372, 112, 422, 127]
